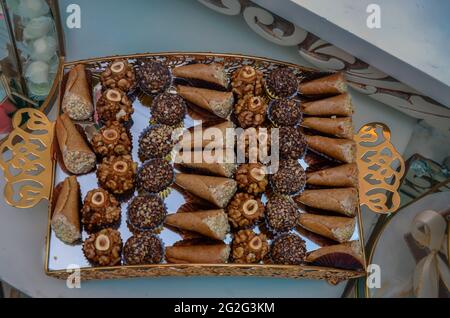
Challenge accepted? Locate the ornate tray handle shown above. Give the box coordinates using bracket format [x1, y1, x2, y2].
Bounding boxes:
[355, 122, 405, 214]
[0, 108, 54, 208]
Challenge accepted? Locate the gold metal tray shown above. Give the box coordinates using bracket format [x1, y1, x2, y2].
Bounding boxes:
[0, 52, 405, 284]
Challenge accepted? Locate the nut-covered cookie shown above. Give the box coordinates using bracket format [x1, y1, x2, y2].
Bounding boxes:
[227, 192, 264, 229]
[91, 121, 132, 158]
[271, 233, 306, 265]
[265, 67, 298, 99]
[137, 158, 174, 194]
[276, 126, 307, 159]
[231, 66, 264, 98]
[82, 228, 122, 266]
[124, 233, 164, 265]
[81, 188, 121, 234]
[266, 196, 299, 233]
[96, 89, 134, 123]
[270, 159, 306, 195]
[100, 59, 136, 92]
[235, 163, 268, 195]
[138, 124, 174, 162]
[137, 60, 172, 95]
[268, 98, 303, 127]
[234, 95, 267, 128]
[127, 193, 167, 232]
[97, 155, 137, 194]
[231, 229, 269, 264]
[151, 92, 186, 126]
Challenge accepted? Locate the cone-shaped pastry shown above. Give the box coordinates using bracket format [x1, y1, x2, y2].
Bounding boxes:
[302, 93, 353, 117]
[178, 121, 235, 150]
[298, 213, 355, 243]
[166, 240, 230, 264]
[305, 135, 355, 163]
[305, 241, 364, 270]
[173, 63, 229, 88]
[299, 72, 347, 95]
[293, 188, 358, 217]
[51, 176, 81, 244]
[302, 117, 353, 139]
[307, 163, 358, 187]
[62, 64, 93, 120]
[177, 85, 234, 119]
[165, 209, 229, 240]
[56, 113, 96, 174]
[175, 149, 236, 177]
[175, 173, 237, 208]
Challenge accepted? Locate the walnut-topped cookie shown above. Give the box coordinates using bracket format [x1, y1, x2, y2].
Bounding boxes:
[234, 95, 267, 128]
[231, 66, 264, 98]
[231, 229, 269, 264]
[227, 192, 264, 229]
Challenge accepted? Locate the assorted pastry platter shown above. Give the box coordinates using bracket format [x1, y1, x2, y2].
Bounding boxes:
[0, 52, 405, 283]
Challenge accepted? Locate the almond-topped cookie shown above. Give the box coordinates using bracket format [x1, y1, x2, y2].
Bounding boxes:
[127, 193, 167, 232]
[137, 158, 174, 194]
[124, 233, 164, 265]
[271, 233, 306, 265]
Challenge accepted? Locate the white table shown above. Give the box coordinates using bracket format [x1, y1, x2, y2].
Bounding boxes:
[254, 0, 450, 107]
[0, 0, 418, 298]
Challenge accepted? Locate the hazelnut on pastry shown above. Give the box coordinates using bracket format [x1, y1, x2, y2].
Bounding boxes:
[227, 192, 264, 229]
[101, 59, 136, 92]
[82, 228, 123, 266]
[81, 188, 121, 234]
[96, 155, 137, 194]
[96, 89, 134, 123]
[231, 229, 269, 264]
[91, 121, 132, 158]
[235, 163, 268, 195]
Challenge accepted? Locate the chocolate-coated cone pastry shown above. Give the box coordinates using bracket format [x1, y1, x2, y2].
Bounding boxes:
[175, 173, 237, 208]
[293, 188, 358, 217]
[56, 113, 96, 175]
[299, 72, 347, 95]
[305, 135, 356, 163]
[62, 64, 93, 120]
[302, 117, 353, 139]
[302, 93, 353, 117]
[173, 63, 229, 88]
[166, 240, 230, 264]
[306, 163, 358, 188]
[51, 176, 81, 244]
[178, 121, 235, 150]
[165, 209, 229, 240]
[177, 85, 234, 119]
[175, 149, 236, 178]
[298, 213, 355, 243]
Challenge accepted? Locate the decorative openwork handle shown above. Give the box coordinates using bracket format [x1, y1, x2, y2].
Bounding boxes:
[0, 108, 54, 208]
[355, 122, 405, 214]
